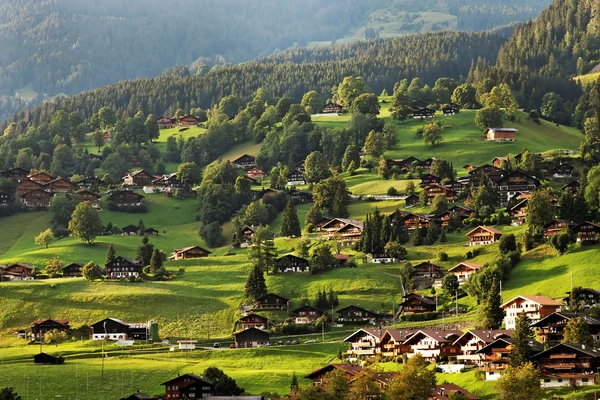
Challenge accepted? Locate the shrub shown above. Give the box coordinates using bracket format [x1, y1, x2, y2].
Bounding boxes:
[438, 252, 449, 261]
[401, 311, 438, 322]
[387, 187, 399, 196]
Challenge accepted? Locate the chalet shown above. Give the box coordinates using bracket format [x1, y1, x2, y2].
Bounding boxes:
[485, 127, 517, 142]
[0, 167, 28, 183]
[552, 163, 575, 179]
[321, 103, 343, 114]
[76, 176, 104, 189]
[20, 189, 53, 208]
[123, 170, 153, 186]
[563, 180, 580, 193]
[398, 293, 436, 314]
[571, 221, 600, 244]
[447, 262, 483, 283]
[144, 228, 159, 236]
[46, 177, 76, 193]
[238, 314, 269, 330]
[152, 173, 181, 188]
[442, 103, 460, 116]
[403, 213, 437, 230]
[405, 194, 419, 206]
[501, 295, 562, 330]
[431, 384, 480, 400]
[442, 179, 464, 193]
[534, 343, 600, 388]
[491, 157, 508, 168]
[468, 165, 504, 186]
[412, 107, 436, 119]
[402, 329, 462, 361]
[29, 170, 54, 184]
[419, 158, 435, 172]
[321, 218, 364, 244]
[437, 209, 471, 227]
[287, 188, 312, 204]
[170, 246, 211, 260]
[412, 261, 442, 278]
[253, 187, 280, 201]
[121, 225, 139, 236]
[105, 256, 142, 279]
[62, 263, 83, 277]
[91, 318, 130, 340]
[463, 164, 478, 172]
[162, 373, 214, 400]
[476, 337, 544, 381]
[292, 305, 323, 324]
[543, 219, 573, 238]
[255, 293, 289, 311]
[241, 225, 255, 241]
[233, 154, 256, 169]
[378, 329, 418, 357]
[16, 179, 44, 195]
[0, 263, 35, 281]
[453, 330, 513, 363]
[31, 319, 70, 341]
[178, 115, 201, 126]
[293, 159, 306, 173]
[387, 156, 422, 172]
[77, 190, 100, 206]
[508, 199, 528, 226]
[531, 312, 600, 344]
[336, 305, 386, 324]
[344, 328, 387, 358]
[121, 393, 161, 400]
[34, 353, 64, 365]
[234, 327, 270, 348]
[286, 169, 306, 186]
[305, 364, 362, 386]
[497, 171, 541, 206]
[465, 226, 503, 246]
[157, 116, 176, 129]
[246, 167, 265, 180]
[274, 254, 309, 273]
[423, 184, 455, 201]
[564, 288, 600, 309]
[420, 173, 441, 186]
[109, 190, 144, 207]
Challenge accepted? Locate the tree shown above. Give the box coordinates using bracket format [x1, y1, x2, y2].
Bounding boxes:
[45, 256, 63, 278]
[0, 388, 22, 400]
[49, 193, 78, 227]
[451, 84, 478, 108]
[509, 313, 534, 367]
[347, 368, 382, 400]
[301, 91, 323, 114]
[496, 363, 542, 400]
[498, 234, 516, 254]
[305, 203, 322, 230]
[203, 367, 244, 396]
[322, 369, 350, 400]
[35, 229, 55, 249]
[290, 372, 299, 394]
[177, 162, 201, 189]
[479, 278, 505, 329]
[384, 241, 407, 261]
[136, 237, 154, 265]
[475, 107, 503, 131]
[480, 84, 518, 117]
[341, 144, 361, 172]
[422, 121, 443, 146]
[105, 243, 116, 265]
[364, 130, 385, 157]
[442, 274, 459, 296]
[219, 95, 242, 116]
[98, 106, 117, 129]
[201, 222, 225, 248]
[549, 232, 572, 255]
[562, 317, 593, 346]
[313, 176, 349, 217]
[280, 201, 301, 237]
[350, 93, 380, 115]
[82, 261, 103, 281]
[68, 202, 103, 245]
[525, 189, 554, 232]
[431, 194, 448, 214]
[245, 264, 267, 301]
[336, 76, 368, 106]
[385, 354, 436, 400]
[147, 249, 163, 274]
[540, 92, 566, 123]
[310, 244, 336, 274]
[89, 131, 105, 152]
[248, 226, 277, 274]
[304, 151, 331, 183]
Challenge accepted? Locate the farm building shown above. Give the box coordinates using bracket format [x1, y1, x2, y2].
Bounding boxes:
[465, 226, 503, 246]
[234, 328, 270, 348]
[170, 246, 211, 260]
[485, 127, 517, 142]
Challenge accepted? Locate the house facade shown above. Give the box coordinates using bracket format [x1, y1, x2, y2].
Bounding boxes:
[238, 314, 269, 330]
[170, 246, 211, 260]
[423, 184, 455, 201]
[255, 293, 289, 311]
[62, 263, 83, 277]
[343, 328, 386, 358]
[46, 178, 76, 193]
[502, 295, 562, 329]
[0, 264, 35, 281]
[123, 170, 153, 186]
[399, 293, 436, 313]
[292, 305, 323, 324]
[497, 171, 540, 206]
[402, 330, 462, 362]
[447, 262, 483, 283]
[544, 219, 573, 238]
[531, 312, 600, 344]
[105, 256, 142, 279]
[534, 343, 600, 388]
[485, 128, 517, 142]
[321, 103, 343, 113]
[162, 374, 214, 400]
[31, 319, 70, 341]
[109, 191, 144, 207]
[20, 189, 53, 208]
[286, 170, 306, 186]
[274, 254, 309, 273]
[465, 226, 503, 246]
[336, 305, 384, 324]
[572, 221, 600, 244]
[233, 154, 256, 169]
[234, 328, 270, 348]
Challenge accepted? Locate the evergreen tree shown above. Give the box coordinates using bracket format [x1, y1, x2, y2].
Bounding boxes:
[509, 313, 534, 367]
[290, 372, 299, 393]
[244, 264, 267, 301]
[136, 237, 154, 266]
[280, 201, 301, 237]
[105, 243, 116, 265]
[147, 249, 163, 274]
[479, 278, 505, 329]
[138, 219, 146, 235]
[562, 317, 593, 346]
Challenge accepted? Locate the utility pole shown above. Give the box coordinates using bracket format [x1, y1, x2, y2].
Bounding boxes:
[455, 291, 458, 317]
[322, 320, 325, 343]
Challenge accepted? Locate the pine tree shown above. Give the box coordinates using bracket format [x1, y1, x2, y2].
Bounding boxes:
[147, 249, 163, 274]
[290, 372, 299, 393]
[138, 219, 145, 235]
[244, 264, 267, 301]
[509, 313, 534, 367]
[136, 237, 154, 266]
[479, 278, 505, 329]
[280, 201, 301, 237]
[304, 203, 322, 230]
[105, 243, 116, 266]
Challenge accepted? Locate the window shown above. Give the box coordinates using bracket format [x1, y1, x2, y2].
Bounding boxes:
[544, 379, 550, 383]
[557, 379, 562, 383]
[583, 379, 589, 383]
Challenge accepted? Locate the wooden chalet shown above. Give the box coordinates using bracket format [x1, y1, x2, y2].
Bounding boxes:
[152, 173, 181, 188]
[305, 364, 362, 386]
[531, 312, 600, 344]
[405, 193, 419, 206]
[543, 219, 573, 238]
[28, 170, 54, 184]
[386, 156, 422, 172]
[77, 190, 100, 206]
[123, 170, 153, 186]
[437, 206, 473, 227]
[178, 115, 201, 126]
[62, 263, 83, 277]
[144, 228, 159, 236]
[245, 167, 265, 180]
[162, 374, 214, 400]
[31, 319, 70, 341]
[491, 157, 508, 168]
[233, 154, 256, 169]
[336, 305, 386, 324]
[321, 103, 343, 114]
[241, 225, 255, 241]
[16, 179, 44, 195]
[502, 295, 562, 330]
[274, 254, 309, 273]
[534, 343, 600, 388]
[564, 288, 600, 309]
[403, 213, 437, 230]
[105, 256, 142, 279]
[292, 305, 323, 324]
[157, 116, 176, 129]
[121, 225, 139, 236]
[76, 176, 104, 189]
[552, 163, 575, 179]
[497, 171, 541, 206]
[0, 167, 28, 183]
[170, 246, 211, 260]
[34, 353, 64, 365]
[255, 293, 289, 311]
[571, 221, 600, 244]
[431, 384, 480, 400]
[90, 318, 129, 340]
[399, 293, 436, 314]
[453, 330, 513, 363]
[442, 179, 464, 193]
[465, 226, 503, 246]
[476, 337, 544, 381]
[412, 261, 442, 278]
[563, 180, 580, 193]
[238, 314, 269, 330]
[420, 173, 441, 186]
[442, 103, 460, 116]
[468, 165, 504, 186]
[20, 189, 53, 208]
[321, 218, 364, 244]
[423, 184, 455, 201]
[0, 263, 35, 281]
[234, 327, 270, 348]
[378, 329, 418, 357]
[287, 188, 312, 204]
[447, 262, 483, 283]
[463, 164, 478, 171]
[507, 199, 528, 226]
[46, 177, 76, 192]
[412, 107, 436, 119]
[402, 329, 462, 361]
[344, 328, 387, 357]
[419, 158, 435, 173]
[109, 190, 144, 207]
[253, 187, 280, 201]
[286, 169, 306, 186]
[485, 127, 517, 142]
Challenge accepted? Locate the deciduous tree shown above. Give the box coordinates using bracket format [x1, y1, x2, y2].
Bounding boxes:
[35, 229, 55, 249]
[496, 362, 542, 400]
[68, 202, 103, 245]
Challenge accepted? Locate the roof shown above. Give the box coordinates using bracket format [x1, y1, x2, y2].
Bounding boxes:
[161, 373, 213, 386]
[322, 218, 363, 230]
[448, 263, 483, 272]
[485, 127, 518, 132]
[465, 225, 504, 236]
[238, 313, 268, 322]
[336, 305, 379, 314]
[305, 363, 362, 379]
[431, 384, 480, 400]
[403, 330, 462, 345]
[173, 245, 211, 254]
[334, 254, 349, 261]
[292, 305, 323, 314]
[32, 319, 69, 326]
[381, 329, 418, 342]
[256, 293, 289, 302]
[531, 312, 600, 328]
[501, 295, 562, 308]
[533, 343, 600, 359]
[343, 328, 387, 342]
[233, 154, 255, 163]
[453, 330, 513, 346]
[400, 292, 436, 305]
[475, 337, 544, 354]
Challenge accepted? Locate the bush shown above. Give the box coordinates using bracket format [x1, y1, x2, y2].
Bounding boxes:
[107, 203, 148, 213]
[401, 311, 438, 322]
[438, 252, 449, 261]
[387, 187, 399, 196]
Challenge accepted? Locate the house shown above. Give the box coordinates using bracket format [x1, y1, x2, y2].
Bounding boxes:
[322, 103, 343, 113]
[162, 373, 214, 400]
[90, 318, 131, 340]
[157, 116, 176, 129]
[412, 107, 436, 119]
[20, 189, 53, 208]
[109, 190, 144, 207]
[120, 392, 161, 400]
[534, 343, 600, 388]
[412, 261, 442, 278]
[105, 256, 142, 279]
[465, 226, 503, 246]
[343, 328, 387, 358]
[241, 225, 255, 242]
[46, 177, 76, 192]
[431, 384, 480, 400]
[177, 340, 197, 350]
[468, 165, 504, 186]
[423, 184, 455, 201]
[144, 228, 159, 236]
[321, 218, 364, 244]
[245, 167, 265, 180]
[402, 330, 462, 361]
[571, 221, 600, 244]
[287, 188, 312, 204]
[233, 154, 256, 169]
[0, 263, 35, 281]
[234, 327, 270, 348]
[378, 329, 418, 357]
[255, 293, 289, 311]
[152, 173, 181, 188]
[491, 157, 508, 168]
[286, 169, 306, 186]
[447, 262, 483, 283]
[531, 312, 600, 344]
[403, 213, 438, 230]
[238, 314, 269, 330]
[305, 364, 363, 386]
[442, 103, 460, 116]
[62, 263, 83, 277]
[476, 337, 544, 381]
[453, 330, 513, 363]
[336, 305, 386, 324]
[507, 199, 528, 226]
[419, 158, 435, 172]
[274, 254, 309, 273]
[552, 163, 575, 179]
[405, 193, 419, 206]
[442, 179, 464, 193]
[103, 131, 112, 142]
[497, 171, 541, 206]
[28, 170, 54, 184]
[76, 176, 104, 189]
[0, 167, 28, 183]
[170, 246, 211, 260]
[17, 178, 45, 195]
[398, 293, 436, 314]
[501, 295, 562, 329]
[437, 208, 472, 227]
[420, 173, 441, 186]
[123, 170, 153, 186]
[31, 319, 70, 341]
[292, 305, 323, 324]
[563, 180, 580, 193]
[0, 191, 10, 207]
[34, 353, 64, 365]
[253, 187, 280, 201]
[485, 127, 517, 142]
[122, 225, 139, 236]
[543, 219, 573, 238]
[77, 190, 100, 206]
[389, 156, 422, 172]
[564, 288, 600, 309]
[178, 115, 201, 126]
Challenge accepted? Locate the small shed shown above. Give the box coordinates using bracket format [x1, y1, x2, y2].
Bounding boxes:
[177, 340, 197, 350]
[34, 352, 64, 365]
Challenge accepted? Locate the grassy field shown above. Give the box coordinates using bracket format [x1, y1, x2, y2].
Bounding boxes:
[574, 71, 600, 86]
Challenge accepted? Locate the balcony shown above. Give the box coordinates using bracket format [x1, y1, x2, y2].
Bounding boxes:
[348, 349, 376, 356]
